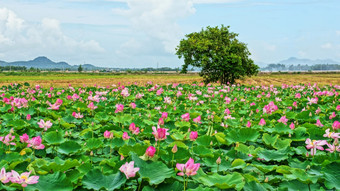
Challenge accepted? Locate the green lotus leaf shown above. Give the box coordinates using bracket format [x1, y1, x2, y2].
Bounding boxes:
[82, 169, 126, 190]
[131, 153, 175, 185]
[26, 172, 73, 191]
[257, 149, 288, 161]
[321, 162, 340, 189]
[57, 141, 82, 155]
[85, 138, 103, 150]
[43, 131, 64, 144]
[191, 169, 245, 190]
[225, 128, 260, 143]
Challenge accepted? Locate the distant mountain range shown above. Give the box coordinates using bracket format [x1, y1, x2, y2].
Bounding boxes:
[257, 57, 340, 68]
[0, 56, 102, 70]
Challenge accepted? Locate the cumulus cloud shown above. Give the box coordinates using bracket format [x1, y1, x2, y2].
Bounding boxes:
[0, 7, 104, 60]
[321, 43, 332, 49]
[113, 0, 196, 54]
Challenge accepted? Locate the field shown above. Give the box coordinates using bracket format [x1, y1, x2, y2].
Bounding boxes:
[1, 72, 340, 87]
[0, 73, 339, 190]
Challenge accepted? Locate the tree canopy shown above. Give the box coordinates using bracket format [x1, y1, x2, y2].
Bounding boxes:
[176, 25, 259, 84]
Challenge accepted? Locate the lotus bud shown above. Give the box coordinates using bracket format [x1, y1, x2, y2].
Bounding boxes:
[216, 157, 221, 165]
[264, 177, 268, 183]
[90, 151, 93, 156]
[172, 144, 178, 153]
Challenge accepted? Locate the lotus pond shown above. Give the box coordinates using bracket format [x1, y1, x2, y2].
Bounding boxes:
[0, 82, 339, 191]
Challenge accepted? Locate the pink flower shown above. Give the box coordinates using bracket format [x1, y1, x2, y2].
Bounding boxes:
[0, 168, 12, 183]
[277, 116, 288, 125]
[176, 158, 200, 177]
[27, 136, 45, 150]
[115, 104, 124, 113]
[161, 112, 168, 119]
[0, 133, 16, 146]
[119, 161, 139, 179]
[315, 119, 324, 127]
[72, 112, 83, 119]
[172, 144, 178, 153]
[193, 116, 201, 124]
[87, 102, 97, 110]
[336, 105, 340, 111]
[103, 130, 113, 139]
[189, 131, 198, 141]
[332, 121, 340, 130]
[329, 112, 336, 120]
[263, 101, 278, 114]
[305, 138, 327, 155]
[289, 122, 295, 130]
[224, 108, 231, 115]
[325, 143, 339, 153]
[145, 146, 156, 158]
[10, 170, 39, 187]
[307, 97, 318, 105]
[37, 119, 52, 131]
[295, 93, 301, 98]
[122, 132, 130, 140]
[129, 123, 140, 135]
[246, 121, 251, 128]
[26, 114, 31, 121]
[158, 118, 164, 125]
[20, 133, 30, 143]
[181, 113, 190, 122]
[152, 126, 169, 141]
[130, 102, 136, 109]
[323, 128, 340, 139]
[259, 118, 266, 126]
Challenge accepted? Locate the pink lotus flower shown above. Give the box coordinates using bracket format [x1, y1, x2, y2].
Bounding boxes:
[329, 112, 336, 120]
[122, 132, 130, 140]
[37, 119, 52, 131]
[305, 138, 327, 155]
[315, 119, 324, 127]
[129, 123, 140, 135]
[20, 133, 30, 143]
[181, 113, 190, 122]
[246, 121, 251, 128]
[115, 104, 124, 113]
[176, 158, 200, 177]
[26, 114, 31, 121]
[293, 101, 297, 108]
[224, 108, 231, 115]
[289, 122, 295, 130]
[325, 143, 340, 153]
[27, 136, 45, 150]
[87, 102, 97, 110]
[119, 161, 139, 179]
[295, 93, 301, 98]
[263, 101, 278, 114]
[161, 112, 168, 119]
[259, 118, 266, 126]
[10, 170, 39, 187]
[158, 118, 164, 125]
[307, 97, 318, 105]
[332, 121, 340, 130]
[0, 133, 16, 146]
[277, 116, 288, 125]
[189, 131, 198, 141]
[336, 105, 340, 111]
[0, 168, 12, 183]
[193, 116, 201, 124]
[72, 112, 83, 119]
[145, 146, 156, 158]
[103, 130, 113, 139]
[152, 126, 169, 141]
[323, 129, 340, 139]
[130, 102, 136, 109]
[172, 144, 178, 153]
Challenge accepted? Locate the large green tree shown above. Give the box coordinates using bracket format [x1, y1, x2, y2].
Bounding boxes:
[176, 25, 259, 84]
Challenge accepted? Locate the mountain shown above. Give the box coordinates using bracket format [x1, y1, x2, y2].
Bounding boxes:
[278, 57, 340, 66]
[0, 56, 102, 70]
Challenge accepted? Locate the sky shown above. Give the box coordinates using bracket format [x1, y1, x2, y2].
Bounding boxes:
[0, 0, 339, 68]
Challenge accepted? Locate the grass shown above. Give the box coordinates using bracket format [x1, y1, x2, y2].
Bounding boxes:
[0, 72, 339, 87]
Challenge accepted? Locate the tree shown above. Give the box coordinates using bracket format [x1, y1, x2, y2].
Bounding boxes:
[176, 25, 259, 85]
[78, 65, 83, 73]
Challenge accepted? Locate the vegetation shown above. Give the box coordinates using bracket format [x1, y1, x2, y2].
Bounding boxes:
[176, 25, 259, 84]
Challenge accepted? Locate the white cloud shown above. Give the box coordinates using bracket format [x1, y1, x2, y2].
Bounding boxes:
[336, 30, 340, 36]
[113, 0, 196, 54]
[0, 7, 104, 61]
[321, 43, 332, 49]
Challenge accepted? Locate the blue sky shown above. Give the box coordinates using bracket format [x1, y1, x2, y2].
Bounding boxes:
[0, 0, 339, 68]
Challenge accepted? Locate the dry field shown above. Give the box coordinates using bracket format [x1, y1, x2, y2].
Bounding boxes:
[0, 72, 339, 87]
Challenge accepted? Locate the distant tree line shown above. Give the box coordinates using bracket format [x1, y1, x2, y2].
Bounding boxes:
[262, 64, 340, 71]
